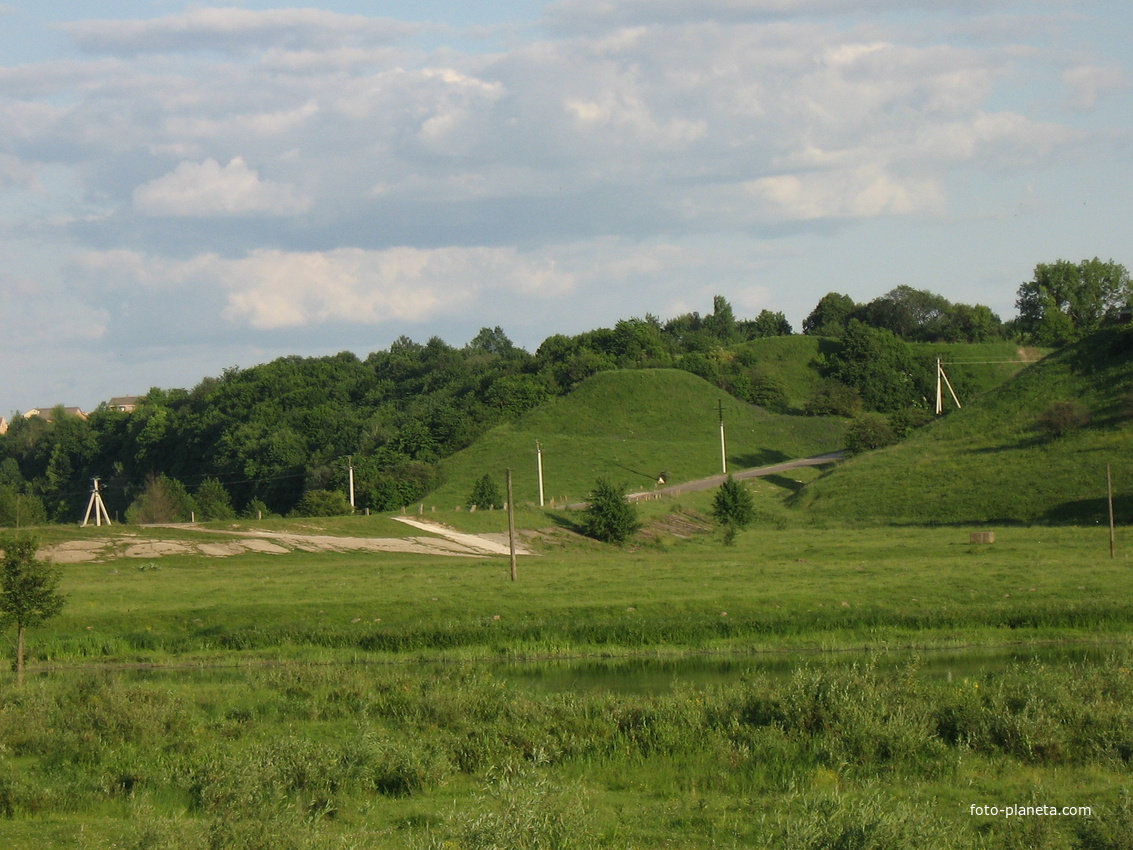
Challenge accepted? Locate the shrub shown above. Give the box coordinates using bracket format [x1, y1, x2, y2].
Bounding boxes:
[712, 475, 755, 545]
[195, 477, 236, 521]
[1036, 400, 1090, 439]
[845, 414, 896, 455]
[804, 380, 864, 417]
[126, 474, 197, 524]
[582, 479, 640, 544]
[467, 473, 503, 510]
[289, 490, 351, 517]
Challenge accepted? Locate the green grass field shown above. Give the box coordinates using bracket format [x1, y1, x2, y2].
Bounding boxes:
[1, 502, 1132, 847]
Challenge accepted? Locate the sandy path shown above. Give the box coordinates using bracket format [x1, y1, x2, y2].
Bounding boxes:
[43, 520, 530, 563]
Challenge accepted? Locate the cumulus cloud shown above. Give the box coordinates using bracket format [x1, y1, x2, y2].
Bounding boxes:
[1062, 63, 1127, 112]
[543, 0, 1015, 32]
[132, 157, 311, 217]
[61, 7, 424, 55]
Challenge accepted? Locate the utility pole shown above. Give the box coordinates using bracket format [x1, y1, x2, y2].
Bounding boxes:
[1108, 464, 1116, 559]
[81, 478, 112, 527]
[347, 456, 355, 511]
[935, 358, 962, 415]
[506, 468, 517, 581]
[536, 440, 545, 507]
[718, 399, 727, 474]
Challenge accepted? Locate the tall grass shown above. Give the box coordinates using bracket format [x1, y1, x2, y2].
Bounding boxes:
[1, 656, 1131, 847]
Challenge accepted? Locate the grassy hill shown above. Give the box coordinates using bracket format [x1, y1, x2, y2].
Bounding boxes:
[791, 327, 1133, 524]
[431, 369, 847, 507]
[731, 335, 1041, 412]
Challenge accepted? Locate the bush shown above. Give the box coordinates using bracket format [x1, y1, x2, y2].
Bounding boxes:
[467, 473, 503, 510]
[195, 477, 236, 521]
[289, 490, 351, 518]
[804, 380, 863, 417]
[126, 474, 197, 524]
[712, 475, 755, 545]
[1036, 400, 1090, 439]
[582, 479, 640, 544]
[845, 414, 896, 455]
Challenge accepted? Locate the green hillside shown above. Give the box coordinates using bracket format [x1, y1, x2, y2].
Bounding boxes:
[431, 369, 847, 507]
[792, 327, 1133, 524]
[730, 335, 1040, 412]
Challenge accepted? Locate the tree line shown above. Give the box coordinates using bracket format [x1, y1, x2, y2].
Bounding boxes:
[1, 258, 1128, 526]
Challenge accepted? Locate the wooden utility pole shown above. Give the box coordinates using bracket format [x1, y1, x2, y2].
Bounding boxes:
[81, 478, 112, 527]
[536, 441, 545, 507]
[506, 469, 517, 581]
[718, 399, 727, 474]
[935, 358, 962, 415]
[1108, 464, 1116, 559]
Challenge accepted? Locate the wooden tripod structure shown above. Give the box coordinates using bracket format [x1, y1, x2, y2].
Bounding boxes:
[935, 358, 962, 415]
[81, 477, 112, 527]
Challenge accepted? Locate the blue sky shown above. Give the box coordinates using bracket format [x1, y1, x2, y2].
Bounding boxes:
[1, 1, 1131, 412]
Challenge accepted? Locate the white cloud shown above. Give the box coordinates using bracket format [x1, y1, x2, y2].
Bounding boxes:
[1062, 63, 1127, 112]
[747, 166, 945, 220]
[132, 157, 311, 217]
[61, 7, 423, 55]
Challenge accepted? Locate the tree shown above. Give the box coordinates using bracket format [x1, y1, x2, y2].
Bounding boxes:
[126, 473, 197, 524]
[0, 535, 65, 685]
[1016, 258, 1132, 345]
[826, 320, 918, 413]
[195, 477, 236, 521]
[803, 293, 857, 338]
[582, 479, 640, 544]
[712, 475, 755, 545]
[744, 310, 793, 339]
[467, 473, 503, 510]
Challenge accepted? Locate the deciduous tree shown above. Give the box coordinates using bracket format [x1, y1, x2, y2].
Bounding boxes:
[712, 475, 755, 545]
[583, 479, 640, 544]
[1016, 258, 1132, 345]
[0, 535, 64, 684]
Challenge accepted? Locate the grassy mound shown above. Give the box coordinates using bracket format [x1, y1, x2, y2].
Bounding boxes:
[793, 327, 1133, 524]
[432, 369, 847, 507]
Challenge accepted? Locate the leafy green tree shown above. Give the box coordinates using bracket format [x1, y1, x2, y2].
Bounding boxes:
[467, 473, 503, 510]
[583, 479, 640, 544]
[712, 475, 755, 545]
[0, 488, 47, 529]
[195, 477, 236, 521]
[1016, 258, 1132, 345]
[0, 534, 64, 684]
[803, 293, 857, 338]
[703, 295, 740, 344]
[826, 320, 918, 413]
[744, 309, 793, 338]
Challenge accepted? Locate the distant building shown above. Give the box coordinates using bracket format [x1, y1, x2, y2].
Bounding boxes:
[23, 406, 89, 422]
[107, 396, 141, 413]
[0, 417, 7, 435]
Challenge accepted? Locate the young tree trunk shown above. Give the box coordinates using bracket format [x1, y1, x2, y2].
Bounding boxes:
[16, 624, 25, 687]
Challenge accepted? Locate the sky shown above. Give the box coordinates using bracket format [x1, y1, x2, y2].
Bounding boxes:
[1, 0, 1131, 413]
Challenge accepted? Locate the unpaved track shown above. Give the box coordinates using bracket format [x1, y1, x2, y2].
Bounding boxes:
[44, 519, 531, 564]
[625, 451, 845, 502]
